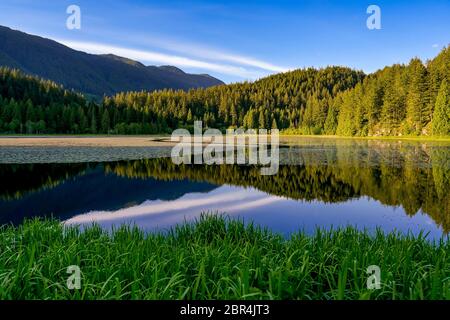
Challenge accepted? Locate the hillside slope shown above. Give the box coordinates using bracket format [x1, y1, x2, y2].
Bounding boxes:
[0, 26, 224, 96]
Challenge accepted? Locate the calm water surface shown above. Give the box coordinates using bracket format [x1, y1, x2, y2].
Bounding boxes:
[0, 138, 448, 240]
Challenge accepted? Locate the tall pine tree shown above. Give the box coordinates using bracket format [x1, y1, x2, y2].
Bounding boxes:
[432, 80, 449, 136]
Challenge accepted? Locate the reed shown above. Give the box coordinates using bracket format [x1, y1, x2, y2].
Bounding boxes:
[0, 214, 448, 300]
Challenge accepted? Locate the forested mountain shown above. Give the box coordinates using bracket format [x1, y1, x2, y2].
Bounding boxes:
[0, 26, 223, 96]
[0, 65, 364, 134]
[105, 47, 449, 136]
[333, 47, 450, 136]
[105, 66, 365, 134]
[0, 68, 90, 134]
[0, 46, 448, 136]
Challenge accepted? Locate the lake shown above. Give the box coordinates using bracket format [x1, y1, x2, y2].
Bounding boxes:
[0, 137, 449, 240]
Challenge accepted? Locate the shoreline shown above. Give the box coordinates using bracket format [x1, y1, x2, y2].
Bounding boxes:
[0, 135, 174, 147]
[0, 134, 449, 147]
[279, 134, 450, 142]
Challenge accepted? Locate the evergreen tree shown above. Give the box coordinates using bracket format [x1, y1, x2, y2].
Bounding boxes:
[271, 118, 278, 129]
[187, 109, 193, 123]
[324, 98, 339, 135]
[101, 109, 110, 133]
[432, 80, 449, 136]
[381, 71, 405, 135]
[258, 110, 265, 129]
[91, 111, 97, 134]
[405, 59, 428, 134]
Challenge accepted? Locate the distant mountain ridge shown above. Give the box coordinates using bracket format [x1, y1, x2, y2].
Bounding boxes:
[0, 25, 224, 96]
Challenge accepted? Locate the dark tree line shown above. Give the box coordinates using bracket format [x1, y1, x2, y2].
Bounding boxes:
[0, 67, 171, 134]
[0, 46, 448, 136]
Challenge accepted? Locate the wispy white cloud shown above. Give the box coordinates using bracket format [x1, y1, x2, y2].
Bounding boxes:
[131, 35, 290, 73]
[217, 53, 289, 72]
[432, 43, 439, 48]
[64, 189, 254, 224]
[57, 39, 270, 80]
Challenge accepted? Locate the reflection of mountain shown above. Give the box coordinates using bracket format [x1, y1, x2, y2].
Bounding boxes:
[0, 148, 449, 231]
[0, 163, 89, 200]
[0, 164, 217, 224]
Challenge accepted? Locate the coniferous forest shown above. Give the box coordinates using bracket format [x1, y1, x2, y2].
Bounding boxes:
[0, 47, 448, 136]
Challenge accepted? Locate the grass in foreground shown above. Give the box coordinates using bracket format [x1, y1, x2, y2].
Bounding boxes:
[0, 215, 448, 300]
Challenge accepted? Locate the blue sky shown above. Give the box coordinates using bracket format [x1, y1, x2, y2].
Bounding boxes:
[0, 0, 448, 83]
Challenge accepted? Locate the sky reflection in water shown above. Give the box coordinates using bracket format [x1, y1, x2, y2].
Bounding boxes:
[64, 185, 444, 240]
